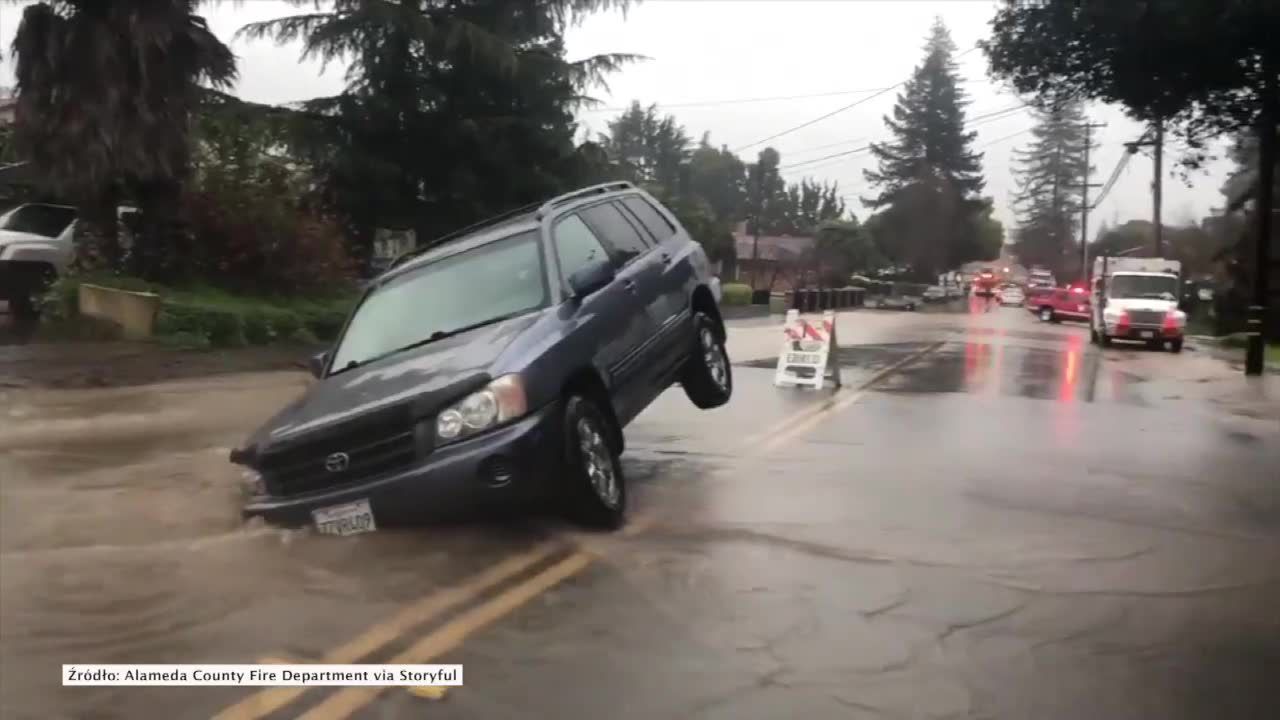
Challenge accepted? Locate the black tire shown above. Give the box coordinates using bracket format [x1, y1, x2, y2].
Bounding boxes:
[1090, 324, 1099, 344]
[681, 311, 732, 409]
[1099, 332, 1112, 347]
[562, 394, 626, 530]
[1169, 339, 1183, 353]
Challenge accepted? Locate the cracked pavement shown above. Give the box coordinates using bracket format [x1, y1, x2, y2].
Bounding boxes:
[3, 300, 1279, 719]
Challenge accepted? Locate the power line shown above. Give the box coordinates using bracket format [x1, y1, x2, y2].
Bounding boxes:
[580, 86, 896, 114]
[978, 126, 1034, 149]
[777, 104, 1027, 172]
[733, 44, 982, 153]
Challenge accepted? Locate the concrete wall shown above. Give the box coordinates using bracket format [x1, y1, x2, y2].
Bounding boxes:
[78, 284, 160, 340]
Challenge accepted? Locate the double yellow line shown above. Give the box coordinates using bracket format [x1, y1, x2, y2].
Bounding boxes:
[213, 339, 942, 720]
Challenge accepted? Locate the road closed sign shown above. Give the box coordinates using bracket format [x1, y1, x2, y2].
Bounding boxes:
[774, 309, 842, 390]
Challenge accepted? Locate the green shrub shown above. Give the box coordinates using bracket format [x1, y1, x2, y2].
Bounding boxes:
[156, 302, 245, 347]
[287, 326, 320, 345]
[301, 306, 349, 341]
[242, 311, 273, 345]
[720, 283, 753, 306]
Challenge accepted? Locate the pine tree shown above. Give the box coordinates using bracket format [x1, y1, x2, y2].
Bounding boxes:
[1010, 100, 1090, 275]
[863, 18, 989, 277]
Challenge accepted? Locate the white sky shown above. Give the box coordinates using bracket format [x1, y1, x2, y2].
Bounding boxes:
[0, 0, 1235, 239]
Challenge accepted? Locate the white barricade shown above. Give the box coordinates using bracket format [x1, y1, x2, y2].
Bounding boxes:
[773, 309, 842, 390]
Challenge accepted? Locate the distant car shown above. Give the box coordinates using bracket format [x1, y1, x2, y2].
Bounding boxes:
[874, 294, 918, 311]
[923, 286, 947, 302]
[232, 181, 731, 533]
[945, 285, 964, 298]
[1031, 286, 1090, 323]
[1000, 286, 1025, 306]
[0, 203, 77, 316]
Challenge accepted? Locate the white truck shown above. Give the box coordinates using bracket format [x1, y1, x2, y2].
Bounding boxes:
[1090, 256, 1186, 352]
[0, 203, 139, 316]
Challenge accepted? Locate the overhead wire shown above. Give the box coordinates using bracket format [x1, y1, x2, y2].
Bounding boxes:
[732, 45, 983, 153]
[580, 86, 897, 113]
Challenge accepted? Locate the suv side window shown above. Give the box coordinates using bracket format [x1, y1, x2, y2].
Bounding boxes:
[580, 202, 652, 267]
[553, 214, 612, 292]
[620, 196, 676, 242]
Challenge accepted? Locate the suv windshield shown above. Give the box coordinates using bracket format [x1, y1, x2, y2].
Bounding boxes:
[0, 204, 76, 238]
[1109, 274, 1178, 301]
[330, 230, 547, 372]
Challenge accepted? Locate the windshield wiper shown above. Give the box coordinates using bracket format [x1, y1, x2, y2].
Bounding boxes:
[331, 311, 527, 375]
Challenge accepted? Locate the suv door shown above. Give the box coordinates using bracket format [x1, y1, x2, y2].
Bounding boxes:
[552, 213, 656, 424]
[618, 195, 692, 333]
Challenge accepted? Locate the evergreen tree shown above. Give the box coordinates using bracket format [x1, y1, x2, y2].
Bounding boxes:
[597, 102, 691, 193]
[862, 18, 989, 278]
[1009, 100, 1090, 275]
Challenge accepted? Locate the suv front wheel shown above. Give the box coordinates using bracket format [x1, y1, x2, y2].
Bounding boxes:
[562, 394, 626, 529]
[681, 311, 732, 409]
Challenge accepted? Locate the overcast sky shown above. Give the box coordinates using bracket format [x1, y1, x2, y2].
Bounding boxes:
[0, 0, 1235, 239]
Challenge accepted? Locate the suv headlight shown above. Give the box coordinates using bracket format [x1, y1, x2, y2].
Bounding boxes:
[436, 374, 528, 444]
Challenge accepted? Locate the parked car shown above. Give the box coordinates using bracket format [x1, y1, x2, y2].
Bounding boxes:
[923, 285, 947, 302]
[0, 203, 77, 315]
[1030, 286, 1090, 323]
[945, 284, 964, 298]
[231, 182, 731, 532]
[999, 285, 1025, 306]
[874, 294, 918, 311]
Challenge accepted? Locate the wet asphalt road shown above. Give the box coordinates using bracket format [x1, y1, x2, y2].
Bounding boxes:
[2, 298, 1279, 719]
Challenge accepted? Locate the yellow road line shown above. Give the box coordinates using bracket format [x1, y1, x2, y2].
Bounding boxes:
[212, 543, 560, 720]
[759, 341, 944, 453]
[297, 552, 595, 720]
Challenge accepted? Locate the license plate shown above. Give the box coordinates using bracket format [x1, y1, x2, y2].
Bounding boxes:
[786, 352, 822, 365]
[312, 499, 376, 536]
[1140, 330, 1155, 339]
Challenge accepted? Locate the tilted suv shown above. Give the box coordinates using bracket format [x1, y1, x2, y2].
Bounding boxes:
[231, 182, 732, 532]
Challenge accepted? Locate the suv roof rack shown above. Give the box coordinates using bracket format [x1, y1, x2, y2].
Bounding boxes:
[535, 181, 635, 219]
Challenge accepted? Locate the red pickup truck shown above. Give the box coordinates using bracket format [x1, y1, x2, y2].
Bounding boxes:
[1029, 286, 1091, 323]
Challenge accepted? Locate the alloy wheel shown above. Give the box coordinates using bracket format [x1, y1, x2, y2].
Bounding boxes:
[701, 327, 728, 391]
[577, 417, 618, 508]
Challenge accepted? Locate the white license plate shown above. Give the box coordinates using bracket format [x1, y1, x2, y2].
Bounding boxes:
[312, 499, 376, 536]
[1140, 330, 1155, 339]
[786, 352, 822, 365]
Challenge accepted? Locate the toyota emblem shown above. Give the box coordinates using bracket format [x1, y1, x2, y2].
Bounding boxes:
[324, 452, 350, 473]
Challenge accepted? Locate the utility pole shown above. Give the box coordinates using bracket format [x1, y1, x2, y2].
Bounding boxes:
[1245, 55, 1276, 377]
[1067, 121, 1105, 282]
[1125, 118, 1167, 256]
[1075, 121, 1106, 282]
[1153, 119, 1165, 255]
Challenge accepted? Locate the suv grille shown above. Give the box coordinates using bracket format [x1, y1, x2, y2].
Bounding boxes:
[259, 416, 422, 497]
[1127, 309, 1166, 327]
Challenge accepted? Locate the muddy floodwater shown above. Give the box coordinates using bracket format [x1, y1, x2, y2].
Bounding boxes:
[3, 306, 1280, 719]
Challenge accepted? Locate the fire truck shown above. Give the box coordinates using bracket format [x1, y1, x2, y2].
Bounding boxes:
[972, 268, 999, 297]
[1090, 256, 1185, 352]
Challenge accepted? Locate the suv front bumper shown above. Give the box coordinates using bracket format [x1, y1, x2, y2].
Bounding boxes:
[242, 402, 564, 527]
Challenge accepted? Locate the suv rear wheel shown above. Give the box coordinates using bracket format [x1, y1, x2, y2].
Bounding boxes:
[1039, 306, 1054, 322]
[562, 394, 626, 529]
[681, 311, 732, 409]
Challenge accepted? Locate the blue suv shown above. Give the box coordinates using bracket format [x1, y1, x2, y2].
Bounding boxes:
[231, 182, 731, 531]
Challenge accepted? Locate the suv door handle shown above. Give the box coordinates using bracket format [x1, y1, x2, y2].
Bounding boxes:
[623, 279, 638, 293]
[660, 252, 673, 264]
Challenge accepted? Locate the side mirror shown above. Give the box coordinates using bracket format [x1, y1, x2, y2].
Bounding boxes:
[308, 351, 329, 379]
[568, 259, 616, 299]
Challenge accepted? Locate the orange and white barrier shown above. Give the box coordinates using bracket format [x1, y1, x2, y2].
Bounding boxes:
[774, 309, 842, 390]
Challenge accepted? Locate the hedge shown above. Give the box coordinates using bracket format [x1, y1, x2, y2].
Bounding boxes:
[47, 275, 353, 349]
[155, 301, 349, 348]
[720, 282, 753, 306]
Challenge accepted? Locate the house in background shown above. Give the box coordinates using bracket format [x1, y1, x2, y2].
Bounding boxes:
[728, 222, 814, 291]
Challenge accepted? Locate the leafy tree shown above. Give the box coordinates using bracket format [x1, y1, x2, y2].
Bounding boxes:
[1010, 100, 1090, 276]
[983, 0, 1278, 370]
[863, 18, 990, 278]
[598, 101, 691, 193]
[241, 0, 636, 267]
[687, 133, 746, 224]
[11, 0, 236, 271]
[745, 147, 789, 235]
[781, 178, 845, 235]
[812, 217, 883, 286]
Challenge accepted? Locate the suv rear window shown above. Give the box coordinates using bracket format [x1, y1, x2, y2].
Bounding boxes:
[580, 202, 651, 266]
[0, 204, 76, 238]
[619, 196, 675, 242]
